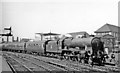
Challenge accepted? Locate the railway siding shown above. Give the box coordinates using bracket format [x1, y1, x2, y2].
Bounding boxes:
[4, 52, 120, 72]
[17, 52, 108, 72]
[26, 53, 120, 72]
[4, 52, 71, 72]
[3, 54, 34, 73]
[4, 53, 49, 72]
[8, 52, 76, 71]
[2, 56, 13, 73]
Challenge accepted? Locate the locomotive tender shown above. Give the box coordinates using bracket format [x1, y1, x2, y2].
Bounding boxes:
[2, 36, 107, 66]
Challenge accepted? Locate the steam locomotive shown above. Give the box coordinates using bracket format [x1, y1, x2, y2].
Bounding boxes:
[2, 37, 108, 66]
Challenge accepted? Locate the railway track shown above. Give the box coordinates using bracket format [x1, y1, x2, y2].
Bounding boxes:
[64, 60, 120, 72]
[23, 53, 120, 72]
[3, 52, 92, 72]
[3, 55, 34, 73]
[15, 55, 69, 71]
[4, 52, 102, 72]
[9, 52, 93, 71]
[3, 51, 120, 72]
[3, 52, 75, 72]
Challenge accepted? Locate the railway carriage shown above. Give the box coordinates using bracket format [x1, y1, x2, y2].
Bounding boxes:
[2, 42, 25, 52]
[45, 40, 62, 56]
[25, 41, 45, 55]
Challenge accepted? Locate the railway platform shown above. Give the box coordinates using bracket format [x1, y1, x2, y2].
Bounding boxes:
[1, 53, 12, 73]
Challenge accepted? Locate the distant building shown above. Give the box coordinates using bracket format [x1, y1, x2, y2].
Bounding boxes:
[35, 32, 60, 40]
[68, 31, 89, 38]
[94, 23, 120, 41]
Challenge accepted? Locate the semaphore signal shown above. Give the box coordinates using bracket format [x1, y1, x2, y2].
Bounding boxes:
[0, 27, 13, 42]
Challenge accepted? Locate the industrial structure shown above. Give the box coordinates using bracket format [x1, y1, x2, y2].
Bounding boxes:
[35, 32, 60, 40]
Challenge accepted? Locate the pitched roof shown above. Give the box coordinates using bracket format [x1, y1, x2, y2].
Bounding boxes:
[94, 23, 120, 33]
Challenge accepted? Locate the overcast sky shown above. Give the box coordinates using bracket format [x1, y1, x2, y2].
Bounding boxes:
[0, 0, 119, 39]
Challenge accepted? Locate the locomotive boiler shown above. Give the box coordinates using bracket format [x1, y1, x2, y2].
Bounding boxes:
[2, 42, 25, 52]
[64, 37, 94, 48]
[25, 41, 46, 55]
[62, 37, 104, 55]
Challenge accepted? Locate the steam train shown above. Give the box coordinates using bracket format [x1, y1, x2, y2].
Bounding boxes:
[2, 37, 108, 66]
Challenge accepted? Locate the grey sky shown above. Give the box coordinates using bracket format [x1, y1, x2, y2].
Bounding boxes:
[0, 0, 119, 39]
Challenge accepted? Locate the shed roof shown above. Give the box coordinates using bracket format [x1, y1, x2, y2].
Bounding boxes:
[35, 32, 60, 36]
[94, 23, 120, 33]
[68, 31, 89, 36]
